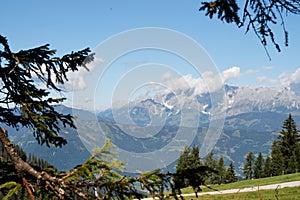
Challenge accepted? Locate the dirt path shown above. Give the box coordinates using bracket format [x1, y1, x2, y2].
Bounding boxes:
[141, 180, 300, 199]
[181, 180, 300, 197]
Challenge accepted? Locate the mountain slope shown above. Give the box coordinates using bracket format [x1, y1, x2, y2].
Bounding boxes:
[4, 85, 300, 174]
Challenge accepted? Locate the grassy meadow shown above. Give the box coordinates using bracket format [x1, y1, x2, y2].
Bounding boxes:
[166, 173, 300, 199]
[180, 186, 300, 200]
[180, 172, 300, 194]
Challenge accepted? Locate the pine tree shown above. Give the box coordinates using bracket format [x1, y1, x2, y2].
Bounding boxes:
[279, 114, 300, 169]
[216, 156, 226, 185]
[190, 145, 202, 169]
[174, 146, 212, 196]
[263, 156, 272, 178]
[271, 141, 285, 176]
[254, 153, 264, 179]
[188, 146, 207, 195]
[296, 141, 300, 170]
[175, 146, 190, 188]
[225, 162, 237, 183]
[243, 152, 255, 180]
[287, 151, 299, 174]
[204, 151, 218, 184]
[270, 114, 300, 175]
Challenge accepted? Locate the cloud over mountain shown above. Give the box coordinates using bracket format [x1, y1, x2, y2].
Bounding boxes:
[163, 66, 240, 96]
[279, 68, 300, 95]
[65, 57, 104, 91]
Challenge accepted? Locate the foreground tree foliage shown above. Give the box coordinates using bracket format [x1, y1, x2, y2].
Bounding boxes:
[199, 0, 300, 58]
[0, 142, 58, 199]
[0, 133, 182, 200]
[0, 35, 196, 199]
[0, 35, 93, 147]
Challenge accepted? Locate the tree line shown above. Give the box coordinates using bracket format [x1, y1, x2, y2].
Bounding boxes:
[175, 145, 238, 193]
[175, 113, 300, 193]
[243, 114, 300, 179]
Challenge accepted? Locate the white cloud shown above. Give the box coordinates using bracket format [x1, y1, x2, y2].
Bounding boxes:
[161, 72, 172, 81]
[65, 57, 104, 91]
[279, 73, 289, 87]
[164, 67, 240, 95]
[221, 66, 240, 81]
[30, 58, 104, 91]
[164, 74, 204, 94]
[268, 79, 278, 84]
[279, 68, 300, 95]
[263, 66, 274, 70]
[279, 68, 300, 87]
[290, 68, 300, 83]
[257, 76, 267, 82]
[242, 66, 274, 76]
[257, 76, 278, 84]
[245, 69, 260, 75]
[122, 60, 147, 67]
[84, 97, 93, 104]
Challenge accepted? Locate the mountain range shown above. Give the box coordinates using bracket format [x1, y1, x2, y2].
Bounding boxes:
[6, 84, 300, 176]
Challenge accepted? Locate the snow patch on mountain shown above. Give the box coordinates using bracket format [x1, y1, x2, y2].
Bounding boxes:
[98, 84, 300, 124]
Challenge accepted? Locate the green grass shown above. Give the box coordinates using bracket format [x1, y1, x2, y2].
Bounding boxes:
[179, 186, 300, 200]
[180, 172, 300, 194]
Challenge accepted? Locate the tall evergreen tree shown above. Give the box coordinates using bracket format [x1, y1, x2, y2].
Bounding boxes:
[204, 151, 218, 184]
[263, 156, 272, 178]
[188, 146, 207, 194]
[216, 156, 226, 185]
[254, 153, 264, 179]
[271, 114, 300, 175]
[225, 162, 237, 183]
[175, 147, 191, 188]
[271, 141, 285, 176]
[287, 151, 299, 174]
[190, 145, 202, 169]
[280, 114, 300, 165]
[174, 145, 213, 196]
[243, 152, 255, 180]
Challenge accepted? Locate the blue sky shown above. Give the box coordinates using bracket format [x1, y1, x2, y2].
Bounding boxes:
[2, 0, 300, 109]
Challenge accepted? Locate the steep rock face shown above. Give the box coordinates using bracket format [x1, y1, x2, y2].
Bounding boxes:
[98, 85, 300, 124]
[226, 86, 300, 116]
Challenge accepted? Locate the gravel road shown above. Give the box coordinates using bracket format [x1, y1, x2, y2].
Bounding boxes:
[141, 180, 300, 199]
[181, 180, 300, 197]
